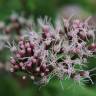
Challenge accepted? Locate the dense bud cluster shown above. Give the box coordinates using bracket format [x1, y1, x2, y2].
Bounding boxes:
[9, 16, 96, 85]
[10, 36, 53, 83]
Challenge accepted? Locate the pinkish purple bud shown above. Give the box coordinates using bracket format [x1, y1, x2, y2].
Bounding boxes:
[16, 53, 21, 58]
[20, 44, 25, 49]
[19, 41, 24, 45]
[42, 25, 49, 33]
[19, 62, 24, 67]
[27, 62, 32, 67]
[14, 65, 19, 69]
[27, 47, 31, 53]
[88, 43, 96, 52]
[25, 42, 30, 48]
[19, 49, 26, 55]
[10, 58, 16, 64]
[31, 57, 37, 64]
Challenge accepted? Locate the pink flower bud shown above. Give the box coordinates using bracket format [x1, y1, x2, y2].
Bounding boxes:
[19, 49, 26, 55]
[25, 42, 30, 48]
[42, 25, 49, 33]
[19, 62, 24, 67]
[20, 44, 25, 49]
[19, 41, 24, 45]
[27, 47, 31, 53]
[10, 58, 16, 64]
[16, 53, 21, 58]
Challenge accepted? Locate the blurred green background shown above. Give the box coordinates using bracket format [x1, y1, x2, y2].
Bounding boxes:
[0, 0, 96, 96]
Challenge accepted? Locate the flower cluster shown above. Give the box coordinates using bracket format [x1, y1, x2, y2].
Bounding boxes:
[9, 16, 96, 85]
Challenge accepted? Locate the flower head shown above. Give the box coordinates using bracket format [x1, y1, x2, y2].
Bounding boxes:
[9, 16, 96, 85]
